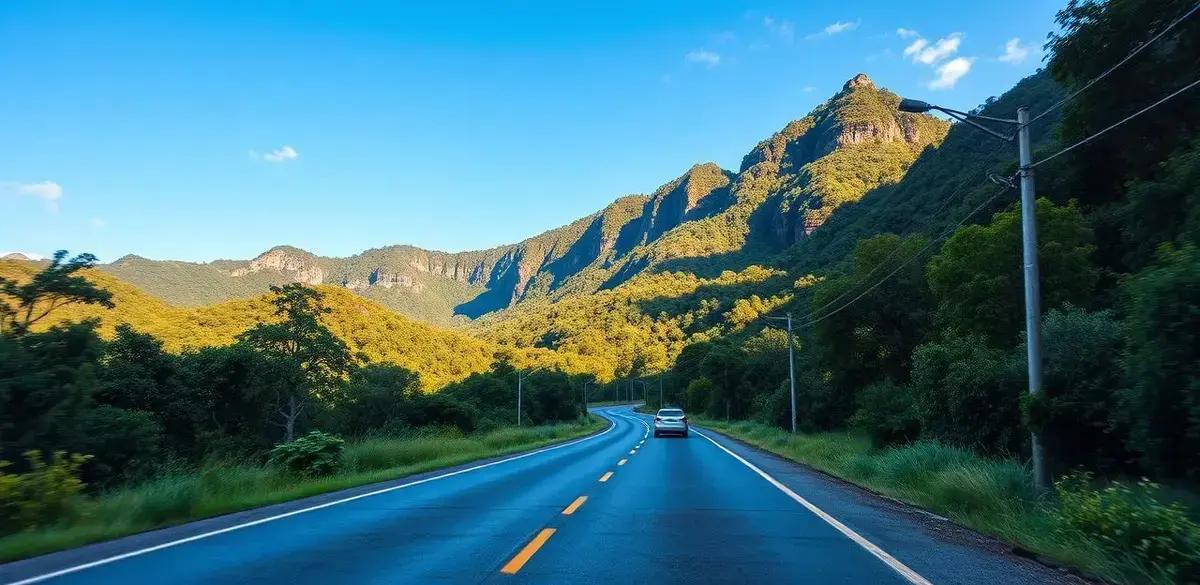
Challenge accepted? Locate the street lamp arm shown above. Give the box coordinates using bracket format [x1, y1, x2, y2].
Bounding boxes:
[937, 108, 1016, 142]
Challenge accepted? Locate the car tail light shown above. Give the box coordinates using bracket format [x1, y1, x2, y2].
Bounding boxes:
[654, 416, 662, 422]
[682, 416, 688, 423]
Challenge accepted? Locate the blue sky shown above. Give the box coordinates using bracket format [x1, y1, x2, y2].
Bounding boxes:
[1, 1, 1058, 262]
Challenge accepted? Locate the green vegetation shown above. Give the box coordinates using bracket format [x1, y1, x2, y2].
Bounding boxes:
[0, 257, 603, 562]
[699, 420, 1198, 585]
[0, 421, 604, 563]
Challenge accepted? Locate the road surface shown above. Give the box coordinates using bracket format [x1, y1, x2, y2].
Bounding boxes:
[0, 407, 1077, 584]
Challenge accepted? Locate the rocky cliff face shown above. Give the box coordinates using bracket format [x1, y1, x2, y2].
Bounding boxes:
[230, 247, 326, 285]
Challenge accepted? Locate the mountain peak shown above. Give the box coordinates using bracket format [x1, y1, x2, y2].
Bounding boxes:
[844, 73, 874, 91]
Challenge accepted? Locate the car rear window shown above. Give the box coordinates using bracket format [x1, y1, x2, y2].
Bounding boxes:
[658, 409, 684, 417]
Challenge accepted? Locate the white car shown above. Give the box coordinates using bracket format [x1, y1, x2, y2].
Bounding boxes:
[653, 408, 689, 438]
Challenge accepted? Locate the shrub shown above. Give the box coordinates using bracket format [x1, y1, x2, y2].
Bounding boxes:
[1055, 472, 1200, 583]
[850, 380, 920, 448]
[0, 451, 90, 535]
[268, 431, 345, 478]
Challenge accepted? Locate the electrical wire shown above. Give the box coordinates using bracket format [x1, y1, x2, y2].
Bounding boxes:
[793, 139, 1011, 324]
[1029, 76, 1200, 170]
[1029, 0, 1200, 125]
[796, 181, 1015, 328]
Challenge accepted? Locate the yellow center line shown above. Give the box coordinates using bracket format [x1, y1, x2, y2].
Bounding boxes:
[599, 471, 614, 482]
[618, 458, 627, 466]
[561, 496, 588, 515]
[500, 528, 557, 574]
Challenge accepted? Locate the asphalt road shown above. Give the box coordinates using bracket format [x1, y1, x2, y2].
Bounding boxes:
[0, 407, 1078, 584]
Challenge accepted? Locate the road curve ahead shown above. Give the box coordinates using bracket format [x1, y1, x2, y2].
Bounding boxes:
[1, 407, 1076, 584]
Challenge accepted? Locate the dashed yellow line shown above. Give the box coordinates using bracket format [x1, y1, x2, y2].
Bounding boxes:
[599, 471, 614, 482]
[562, 496, 588, 515]
[500, 528, 556, 574]
[618, 458, 627, 466]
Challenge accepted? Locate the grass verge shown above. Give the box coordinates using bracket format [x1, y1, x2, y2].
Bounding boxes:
[0, 420, 606, 564]
[698, 419, 1192, 585]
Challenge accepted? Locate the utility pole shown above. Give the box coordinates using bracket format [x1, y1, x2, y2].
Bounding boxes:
[1017, 106, 1047, 490]
[582, 381, 591, 421]
[786, 313, 796, 434]
[763, 314, 798, 433]
[896, 98, 1047, 490]
[517, 370, 523, 427]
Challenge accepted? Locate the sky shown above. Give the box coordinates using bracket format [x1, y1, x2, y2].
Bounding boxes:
[1, 1, 1058, 263]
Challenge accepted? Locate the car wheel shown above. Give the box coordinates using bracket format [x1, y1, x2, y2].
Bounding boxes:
[653, 431, 660, 438]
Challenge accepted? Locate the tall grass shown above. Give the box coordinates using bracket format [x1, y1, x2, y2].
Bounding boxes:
[0, 420, 605, 563]
[700, 419, 1188, 585]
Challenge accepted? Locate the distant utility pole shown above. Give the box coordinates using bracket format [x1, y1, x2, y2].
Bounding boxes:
[517, 370, 523, 427]
[582, 381, 591, 420]
[897, 97, 1047, 490]
[658, 373, 664, 407]
[763, 313, 797, 433]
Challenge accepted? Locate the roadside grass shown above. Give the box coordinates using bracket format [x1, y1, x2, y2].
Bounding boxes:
[698, 419, 1184, 585]
[0, 420, 606, 564]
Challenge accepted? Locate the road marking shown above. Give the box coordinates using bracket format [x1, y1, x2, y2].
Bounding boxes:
[500, 528, 556, 574]
[599, 471, 614, 482]
[691, 428, 934, 585]
[561, 496, 588, 515]
[618, 458, 627, 466]
[4, 418, 619, 585]
[629, 449, 637, 455]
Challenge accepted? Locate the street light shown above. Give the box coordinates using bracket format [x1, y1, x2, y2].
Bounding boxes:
[899, 95, 1047, 490]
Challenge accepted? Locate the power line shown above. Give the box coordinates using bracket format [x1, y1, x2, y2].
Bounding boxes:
[1029, 75, 1200, 170]
[796, 181, 1015, 328]
[794, 140, 1010, 324]
[1029, 0, 1200, 125]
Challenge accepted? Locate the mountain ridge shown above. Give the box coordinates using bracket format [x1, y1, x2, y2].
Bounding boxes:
[95, 73, 948, 326]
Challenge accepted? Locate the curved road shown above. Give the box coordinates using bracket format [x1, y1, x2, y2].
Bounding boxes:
[1, 407, 1077, 584]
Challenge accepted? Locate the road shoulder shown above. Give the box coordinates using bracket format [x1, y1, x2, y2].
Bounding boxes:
[690, 421, 1088, 585]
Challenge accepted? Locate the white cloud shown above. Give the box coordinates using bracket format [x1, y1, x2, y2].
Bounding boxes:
[684, 49, 721, 67]
[929, 57, 973, 90]
[913, 33, 962, 64]
[763, 16, 795, 43]
[89, 217, 106, 229]
[896, 28, 920, 39]
[1, 180, 63, 211]
[807, 20, 860, 40]
[903, 38, 928, 58]
[997, 37, 1031, 63]
[262, 145, 299, 163]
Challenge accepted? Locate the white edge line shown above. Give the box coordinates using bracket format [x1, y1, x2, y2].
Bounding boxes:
[689, 427, 934, 585]
[4, 415, 619, 585]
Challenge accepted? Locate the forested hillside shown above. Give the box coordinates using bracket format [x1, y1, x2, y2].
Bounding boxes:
[93, 74, 948, 326]
[1, 259, 495, 390]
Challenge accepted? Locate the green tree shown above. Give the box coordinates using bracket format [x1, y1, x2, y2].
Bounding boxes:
[0, 251, 114, 335]
[809, 233, 931, 422]
[926, 199, 1098, 345]
[1119, 243, 1200, 478]
[238, 284, 352, 441]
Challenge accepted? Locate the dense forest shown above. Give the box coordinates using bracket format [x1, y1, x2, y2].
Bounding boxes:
[3, 0, 1200, 580]
[0, 254, 594, 544]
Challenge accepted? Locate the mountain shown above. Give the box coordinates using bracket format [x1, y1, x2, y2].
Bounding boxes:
[476, 71, 1065, 380]
[95, 74, 948, 328]
[1, 253, 32, 261]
